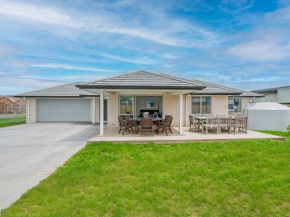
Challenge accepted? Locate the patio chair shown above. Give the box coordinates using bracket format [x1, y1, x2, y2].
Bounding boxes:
[140, 118, 153, 137]
[189, 115, 194, 131]
[233, 116, 248, 134]
[202, 117, 219, 134]
[156, 116, 173, 136]
[189, 115, 202, 131]
[118, 116, 134, 135]
[125, 115, 131, 122]
[219, 116, 232, 134]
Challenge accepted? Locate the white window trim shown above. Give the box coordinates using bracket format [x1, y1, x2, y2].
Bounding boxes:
[191, 96, 212, 114]
[119, 95, 135, 117]
[228, 96, 242, 114]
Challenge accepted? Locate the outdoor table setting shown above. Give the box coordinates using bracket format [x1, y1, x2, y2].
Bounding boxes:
[194, 115, 236, 123]
[129, 117, 163, 123]
[189, 115, 247, 134]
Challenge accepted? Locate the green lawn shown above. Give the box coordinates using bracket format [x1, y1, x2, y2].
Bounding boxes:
[0, 117, 26, 128]
[1, 132, 290, 217]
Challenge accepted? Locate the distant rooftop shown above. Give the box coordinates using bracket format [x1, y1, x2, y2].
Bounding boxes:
[252, 85, 290, 94]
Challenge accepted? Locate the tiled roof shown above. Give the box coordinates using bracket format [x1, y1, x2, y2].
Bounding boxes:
[76, 71, 206, 90]
[15, 83, 98, 97]
[190, 79, 263, 97]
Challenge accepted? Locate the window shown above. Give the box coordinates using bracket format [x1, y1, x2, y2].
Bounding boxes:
[119, 96, 133, 115]
[228, 97, 242, 113]
[192, 96, 211, 114]
[145, 101, 156, 109]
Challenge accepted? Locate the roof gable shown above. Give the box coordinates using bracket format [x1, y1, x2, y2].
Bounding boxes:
[77, 71, 205, 90]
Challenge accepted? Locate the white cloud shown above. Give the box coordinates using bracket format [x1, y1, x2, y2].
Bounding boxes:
[162, 53, 178, 59]
[227, 41, 290, 61]
[0, 76, 66, 95]
[59, 75, 106, 80]
[0, 44, 19, 57]
[0, 1, 217, 47]
[95, 51, 157, 65]
[0, 1, 81, 28]
[30, 64, 121, 72]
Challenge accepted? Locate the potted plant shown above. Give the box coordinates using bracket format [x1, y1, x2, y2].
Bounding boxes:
[143, 112, 149, 118]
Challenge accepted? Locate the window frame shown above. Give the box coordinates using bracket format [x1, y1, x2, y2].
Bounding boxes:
[228, 96, 242, 114]
[119, 95, 135, 117]
[191, 96, 212, 114]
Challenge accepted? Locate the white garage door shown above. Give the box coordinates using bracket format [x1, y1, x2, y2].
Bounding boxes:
[37, 99, 91, 122]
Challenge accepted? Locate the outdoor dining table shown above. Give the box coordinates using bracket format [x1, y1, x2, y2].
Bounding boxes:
[129, 117, 163, 123]
[194, 116, 236, 123]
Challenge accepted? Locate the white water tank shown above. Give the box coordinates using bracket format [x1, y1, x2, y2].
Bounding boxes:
[243, 102, 290, 131]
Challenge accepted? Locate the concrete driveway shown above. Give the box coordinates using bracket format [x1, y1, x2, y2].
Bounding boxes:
[0, 123, 99, 210]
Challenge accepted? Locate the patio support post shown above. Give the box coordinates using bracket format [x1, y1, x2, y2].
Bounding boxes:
[100, 90, 104, 135]
[92, 97, 95, 125]
[27, 98, 30, 124]
[179, 92, 183, 134]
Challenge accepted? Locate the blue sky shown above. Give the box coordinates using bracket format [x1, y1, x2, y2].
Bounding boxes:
[1, 0, 290, 95]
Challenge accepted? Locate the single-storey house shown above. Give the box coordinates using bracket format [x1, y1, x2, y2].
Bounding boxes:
[16, 71, 263, 135]
[253, 86, 290, 107]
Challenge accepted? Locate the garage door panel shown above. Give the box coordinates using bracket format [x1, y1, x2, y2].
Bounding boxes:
[37, 99, 90, 122]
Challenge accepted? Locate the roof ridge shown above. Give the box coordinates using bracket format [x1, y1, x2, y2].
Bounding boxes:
[159, 73, 202, 86]
[85, 71, 141, 85]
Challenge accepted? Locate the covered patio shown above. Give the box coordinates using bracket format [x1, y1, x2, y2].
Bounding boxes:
[76, 71, 206, 136]
[87, 126, 284, 144]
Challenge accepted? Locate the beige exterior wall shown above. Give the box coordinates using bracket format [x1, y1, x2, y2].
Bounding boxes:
[162, 93, 185, 127]
[26, 98, 37, 123]
[185, 95, 192, 127]
[107, 93, 119, 126]
[211, 95, 228, 115]
[90, 97, 100, 123]
[95, 98, 100, 123]
[242, 97, 254, 108]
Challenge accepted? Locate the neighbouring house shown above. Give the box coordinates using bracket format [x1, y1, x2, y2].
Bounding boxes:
[15, 71, 263, 134]
[11, 97, 26, 113]
[252, 86, 290, 107]
[0, 95, 26, 114]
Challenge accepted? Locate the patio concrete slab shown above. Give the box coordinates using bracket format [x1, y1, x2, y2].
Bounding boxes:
[0, 123, 99, 211]
[88, 126, 284, 144]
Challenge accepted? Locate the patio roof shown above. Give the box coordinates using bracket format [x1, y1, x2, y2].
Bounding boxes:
[15, 82, 99, 98]
[76, 71, 206, 90]
[189, 79, 263, 97]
